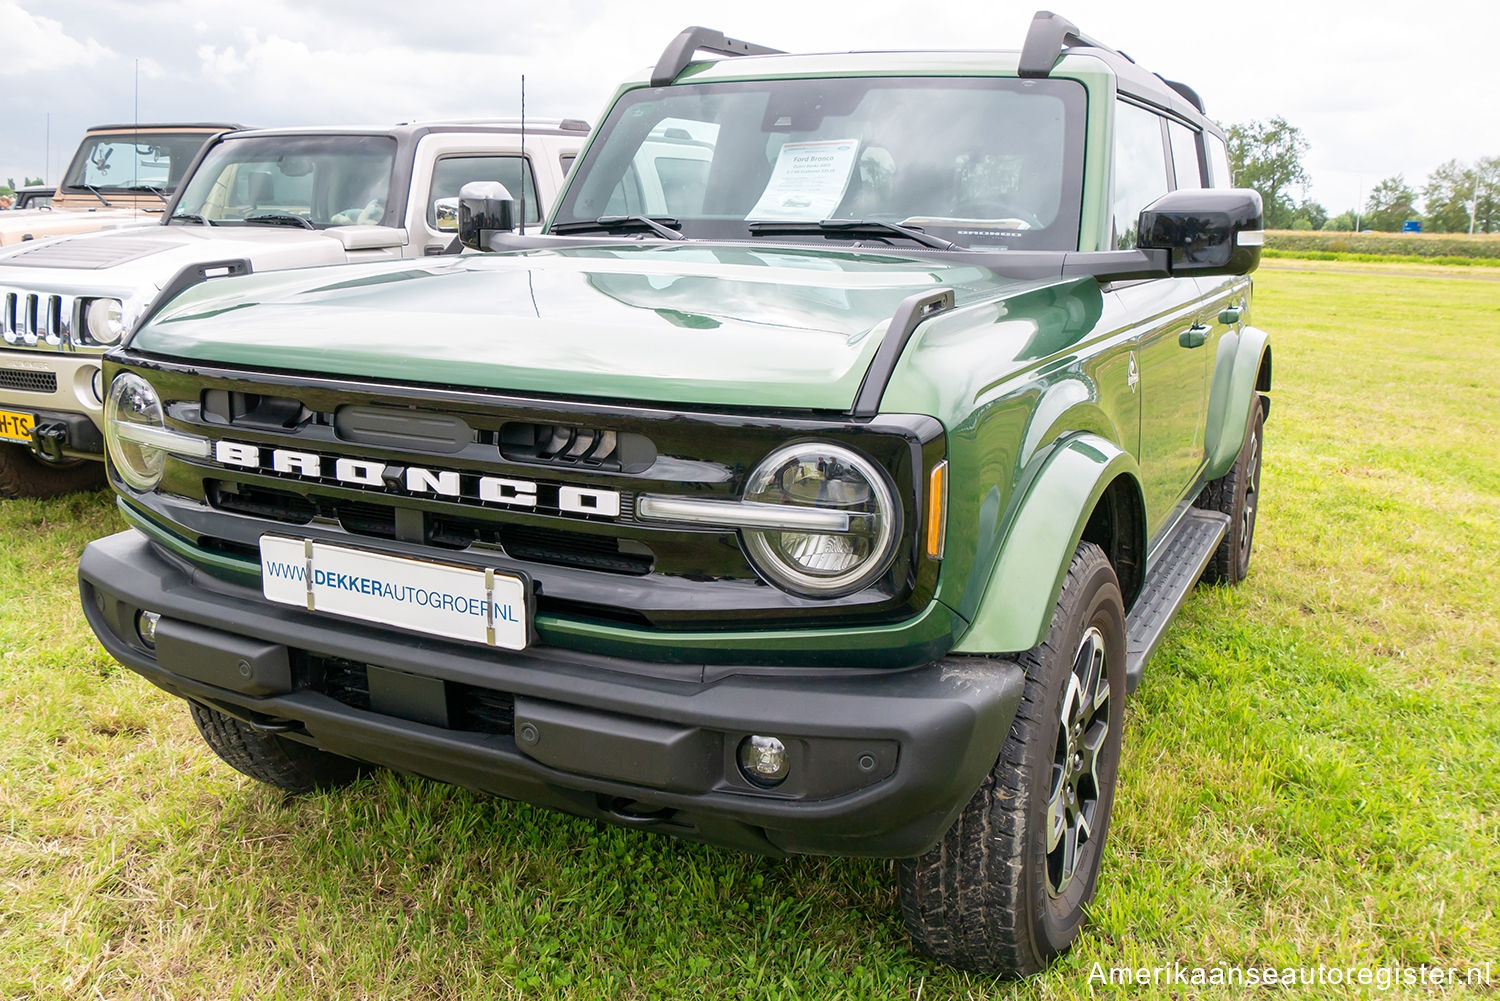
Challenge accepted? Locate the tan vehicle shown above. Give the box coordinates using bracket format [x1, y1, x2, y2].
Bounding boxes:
[0, 123, 237, 246]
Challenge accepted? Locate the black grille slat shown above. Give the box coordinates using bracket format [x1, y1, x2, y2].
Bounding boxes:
[500, 421, 657, 473]
[208, 481, 315, 523]
[0, 368, 56, 393]
[499, 525, 653, 575]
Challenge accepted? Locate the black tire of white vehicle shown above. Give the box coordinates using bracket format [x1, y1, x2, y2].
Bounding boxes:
[897, 541, 1126, 976]
[0, 443, 106, 499]
[189, 702, 365, 794]
[1197, 393, 1265, 585]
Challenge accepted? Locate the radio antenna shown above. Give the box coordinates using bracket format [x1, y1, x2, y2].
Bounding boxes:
[519, 74, 527, 237]
[133, 58, 140, 218]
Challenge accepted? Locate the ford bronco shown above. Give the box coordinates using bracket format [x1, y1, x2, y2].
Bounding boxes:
[0, 118, 587, 497]
[79, 13, 1270, 975]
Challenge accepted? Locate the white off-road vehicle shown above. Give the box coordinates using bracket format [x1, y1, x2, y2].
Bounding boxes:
[0, 118, 587, 497]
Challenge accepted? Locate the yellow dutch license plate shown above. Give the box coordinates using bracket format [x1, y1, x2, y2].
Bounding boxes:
[0, 409, 35, 443]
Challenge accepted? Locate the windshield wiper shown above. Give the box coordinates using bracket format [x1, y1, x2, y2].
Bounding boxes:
[748, 219, 959, 251]
[551, 215, 686, 240]
[123, 183, 170, 205]
[243, 211, 317, 230]
[169, 212, 214, 226]
[81, 184, 113, 208]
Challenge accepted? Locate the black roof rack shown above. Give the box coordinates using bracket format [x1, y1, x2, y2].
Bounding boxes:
[1157, 77, 1205, 113]
[651, 27, 782, 87]
[1018, 10, 1133, 78]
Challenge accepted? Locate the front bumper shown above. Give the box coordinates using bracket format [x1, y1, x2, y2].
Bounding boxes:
[80, 529, 1024, 858]
[0, 351, 106, 457]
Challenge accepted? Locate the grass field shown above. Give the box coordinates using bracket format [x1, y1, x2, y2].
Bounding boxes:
[2, 261, 1497, 999]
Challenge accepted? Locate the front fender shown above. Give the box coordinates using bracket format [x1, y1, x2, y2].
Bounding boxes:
[952, 433, 1141, 655]
[1203, 324, 1271, 481]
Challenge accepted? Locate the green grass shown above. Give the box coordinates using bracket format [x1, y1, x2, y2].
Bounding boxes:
[3, 264, 1498, 998]
[1262, 248, 1500, 267]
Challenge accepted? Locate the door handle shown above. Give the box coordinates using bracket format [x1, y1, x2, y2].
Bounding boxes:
[1218, 306, 1242, 324]
[1180, 324, 1209, 349]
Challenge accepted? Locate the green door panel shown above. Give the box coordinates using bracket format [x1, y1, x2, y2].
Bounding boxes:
[1113, 276, 1213, 535]
[952, 434, 1142, 655]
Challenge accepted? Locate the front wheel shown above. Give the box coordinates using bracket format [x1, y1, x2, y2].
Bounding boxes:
[898, 541, 1126, 975]
[190, 703, 365, 793]
[0, 443, 105, 499]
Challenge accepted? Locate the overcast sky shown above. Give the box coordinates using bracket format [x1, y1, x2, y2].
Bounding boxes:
[5, 0, 1497, 214]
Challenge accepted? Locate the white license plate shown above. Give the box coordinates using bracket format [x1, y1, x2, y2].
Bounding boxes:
[259, 536, 528, 650]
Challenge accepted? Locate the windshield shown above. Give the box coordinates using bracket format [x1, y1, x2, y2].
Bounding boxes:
[171, 134, 398, 228]
[60, 131, 215, 192]
[554, 76, 1086, 250]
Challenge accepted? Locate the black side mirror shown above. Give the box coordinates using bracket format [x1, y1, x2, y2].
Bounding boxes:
[1137, 188, 1263, 275]
[458, 181, 517, 251]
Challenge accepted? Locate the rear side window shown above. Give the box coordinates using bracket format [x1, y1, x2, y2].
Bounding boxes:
[1167, 122, 1204, 189]
[1111, 101, 1170, 249]
[1205, 133, 1232, 188]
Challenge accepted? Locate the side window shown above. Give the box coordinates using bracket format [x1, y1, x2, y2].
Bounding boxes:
[428, 155, 540, 226]
[1111, 102, 1171, 249]
[1167, 122, 1204, 189]
[560, 154, 576, 175]
[1205, 133, 1233, 188]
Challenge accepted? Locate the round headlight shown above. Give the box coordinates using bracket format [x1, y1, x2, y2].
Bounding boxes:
[104, 372, 166, 491]
[85, 298, 126, 346]
[740, 442, 900, 597]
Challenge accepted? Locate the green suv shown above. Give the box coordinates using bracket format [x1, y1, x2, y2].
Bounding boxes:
[79, 12, 1270, 975]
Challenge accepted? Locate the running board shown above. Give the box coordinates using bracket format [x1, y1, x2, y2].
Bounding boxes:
[1124, 508, 1229, 694]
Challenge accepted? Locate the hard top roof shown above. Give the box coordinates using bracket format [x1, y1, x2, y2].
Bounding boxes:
[217, 119, 590, 142]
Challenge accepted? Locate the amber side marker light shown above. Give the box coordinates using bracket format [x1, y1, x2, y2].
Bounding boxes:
[926, 460, 948, 559]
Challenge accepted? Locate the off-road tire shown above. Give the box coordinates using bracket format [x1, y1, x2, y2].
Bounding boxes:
[897, 542, 1126, 976]
[1197, 394, 1265, 585]
[189, 702, 364, 793]
[0, 444, 105, 499]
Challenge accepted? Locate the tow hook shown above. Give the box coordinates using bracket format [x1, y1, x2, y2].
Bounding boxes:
[30, 421, 69, 461]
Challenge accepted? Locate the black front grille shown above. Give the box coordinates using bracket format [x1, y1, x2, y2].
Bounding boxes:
[205, 479, 654, 575]
[0, 368, 56, 393]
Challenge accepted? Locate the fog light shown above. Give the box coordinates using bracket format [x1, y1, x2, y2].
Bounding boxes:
[136, 610, 160, 648]
[90, 368, 104, 405]
[737, 735, 789, 787]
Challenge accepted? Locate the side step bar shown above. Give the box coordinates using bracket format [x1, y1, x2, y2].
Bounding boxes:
[1124, 508, 1229, 694]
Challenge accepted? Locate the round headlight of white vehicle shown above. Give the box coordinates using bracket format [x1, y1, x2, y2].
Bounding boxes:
[104, 372, 167, 491]
[85, 298, 126, 346]
[740, 442, 900, 597]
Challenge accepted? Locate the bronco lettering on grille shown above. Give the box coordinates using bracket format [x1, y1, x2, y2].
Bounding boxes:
[213, 441, 621, 519]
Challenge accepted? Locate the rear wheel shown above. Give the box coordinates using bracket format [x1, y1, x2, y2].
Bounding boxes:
[189, 702, 364, 793]
[897, 542, 1126, 975]
[1198, 394, 1265, 584]
[0, 444, 105, 499]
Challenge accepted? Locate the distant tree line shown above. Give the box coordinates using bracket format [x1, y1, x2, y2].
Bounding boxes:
[1226, 118, 1496, 233]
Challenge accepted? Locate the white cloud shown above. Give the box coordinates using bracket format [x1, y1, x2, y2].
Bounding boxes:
[0, 1, 112, 75]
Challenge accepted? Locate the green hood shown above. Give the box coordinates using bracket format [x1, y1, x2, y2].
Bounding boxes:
[134, 244, 1028, 411]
